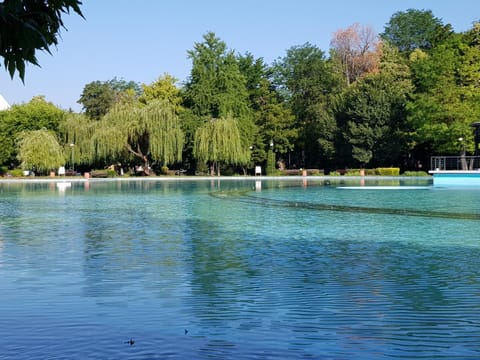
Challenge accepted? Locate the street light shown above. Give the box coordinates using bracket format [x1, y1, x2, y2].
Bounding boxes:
[269, 140, 274, 175]
[69, 143, 75, 173]
[458, 137, 464, 151]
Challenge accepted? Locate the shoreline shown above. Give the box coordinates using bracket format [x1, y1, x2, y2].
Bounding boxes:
[0, 175, 432, 184]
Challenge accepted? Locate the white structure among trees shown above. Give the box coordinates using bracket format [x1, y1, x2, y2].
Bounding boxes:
[0, 94, 10, 111]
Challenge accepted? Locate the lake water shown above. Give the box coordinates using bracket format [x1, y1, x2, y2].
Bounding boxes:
[1, 177, 479, 359]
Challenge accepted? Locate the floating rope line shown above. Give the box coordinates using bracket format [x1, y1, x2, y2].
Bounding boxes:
[209, 190, 480, 221]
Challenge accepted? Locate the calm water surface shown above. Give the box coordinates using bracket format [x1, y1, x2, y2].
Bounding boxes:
[0, 178, 479, 359]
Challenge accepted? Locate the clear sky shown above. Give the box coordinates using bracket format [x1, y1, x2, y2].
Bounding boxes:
[1, 0, 478, 112]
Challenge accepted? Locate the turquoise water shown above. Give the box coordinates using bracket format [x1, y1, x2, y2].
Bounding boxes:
[0, 178, 479, 359]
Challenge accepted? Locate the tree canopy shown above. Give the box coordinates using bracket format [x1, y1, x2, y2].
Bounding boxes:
[78, 78, 142, 120]
[381, 9, 452, 54]
[0, 96, 65, 167]
[2, 8, 479, 175]
[16, 129, 65, 173]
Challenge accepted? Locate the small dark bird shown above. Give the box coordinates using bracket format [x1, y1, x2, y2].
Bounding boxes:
[124, 338, 135, 346]
[184, 329, 188, 335]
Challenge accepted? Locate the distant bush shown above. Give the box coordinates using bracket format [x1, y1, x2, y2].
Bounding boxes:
[328, 171, 342, 176]
[345, 169, 362, 176]
[402, 171, 430, 177]
[309, 169, 323, 175]
[9, 168, 24, 177]
[375, 167, 400, 176]
[160, 165, 169, 175]
[0, 166, 8, 176]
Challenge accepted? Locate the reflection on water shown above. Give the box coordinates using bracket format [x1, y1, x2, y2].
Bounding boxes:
[0, 178, 479, 359]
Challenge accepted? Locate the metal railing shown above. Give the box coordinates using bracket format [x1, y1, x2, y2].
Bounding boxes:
[430, 156, 480, 171]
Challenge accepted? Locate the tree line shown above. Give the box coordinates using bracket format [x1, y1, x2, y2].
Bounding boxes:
[1, 8, 480, 176]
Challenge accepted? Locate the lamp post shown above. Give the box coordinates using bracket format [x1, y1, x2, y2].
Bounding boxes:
[458, 137, 465, 154]
[458, 137, 467, 170]
[70, 143, 75, 173]
[269, 140, 274, 176]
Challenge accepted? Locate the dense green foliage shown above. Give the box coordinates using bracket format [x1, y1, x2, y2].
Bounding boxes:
[1, 8, 479, 175]
[0, 97, 65, 167]
[16, 129, 65, 173]
[78, 78, 142, 120]
[381, 9, 452, 53]
[0, 0, 83, 80]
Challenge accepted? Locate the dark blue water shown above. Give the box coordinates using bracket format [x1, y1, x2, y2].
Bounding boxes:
[0, 178, 479, 359]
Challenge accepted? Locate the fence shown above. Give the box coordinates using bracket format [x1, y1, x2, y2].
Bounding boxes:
[430, 156, 480, 171]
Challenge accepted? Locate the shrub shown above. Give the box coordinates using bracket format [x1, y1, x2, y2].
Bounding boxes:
[345, 169, 362, 176]
[375, 167, 400, 176]
[160, 165, 169, 175]
[402, 170, 430, 177]
[309, 169, 323, 175]
[9, 168, 24, 177]
[0, 166, 8, 176]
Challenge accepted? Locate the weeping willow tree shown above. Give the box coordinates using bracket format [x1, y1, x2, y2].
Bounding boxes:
[61, 112, 97, 166]
[16, 129, 65, 174]
[66, 100, 183, 174]
[194, 117, 249, 176]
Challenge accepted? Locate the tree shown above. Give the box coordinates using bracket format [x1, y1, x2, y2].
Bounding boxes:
[273, 43, 342, 168]
[193, 117, 248, 176]
[336, 44, 412, 168]
[66, 100, 184, 174]
[407, 32, 480, 155]
[330, 23, 381, 86]
[78, 78, 141, 120]
[16, 129, 65, 173]
[139, 74, 183, 112]
[184, 32, 256, 170]
[381, 9, 452, 54]
[78, 81, 115, 120]
[0, 0, 83, 81]
[60, 112, 96, 167]
[237, 53, 297, 168]
[0, 96, 65, 166]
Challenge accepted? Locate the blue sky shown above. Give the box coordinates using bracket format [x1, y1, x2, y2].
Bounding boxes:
[1, 0, 478, 112]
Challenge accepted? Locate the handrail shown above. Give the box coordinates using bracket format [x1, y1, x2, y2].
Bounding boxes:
[430, 156, 480, 170]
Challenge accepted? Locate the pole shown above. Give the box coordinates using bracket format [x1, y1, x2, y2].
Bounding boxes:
[269, 140, 274, 176]
[70, 143, 75, 173]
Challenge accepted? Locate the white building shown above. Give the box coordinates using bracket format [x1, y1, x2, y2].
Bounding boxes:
[0, 94, 11, 110]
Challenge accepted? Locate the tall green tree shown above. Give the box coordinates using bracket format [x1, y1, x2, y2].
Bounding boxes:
[0, 96, 65, 166]
[184, 32, 250, 119]
[273, 43, 342, 168]
[0, 0, 83, 80]
[77, 81, 115, 120]
[16, 129, 65, 173]
[78, 78, 141, 120]
[184, 32, 256, 170]
[238, 53, 297, 168]
[337, 71, 411, 167]
[407, 32, 480, 156]
[381, 9, 452, 54]
[335, 41, 413, 168]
